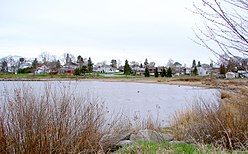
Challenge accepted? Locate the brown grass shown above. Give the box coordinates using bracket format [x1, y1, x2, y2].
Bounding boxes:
[0, 84, 126, 153]
[171, 90, 248, 150]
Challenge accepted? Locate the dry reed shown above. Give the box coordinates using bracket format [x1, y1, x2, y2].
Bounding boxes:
[171, 90, 248, 150]
[0, 83, 122, 153]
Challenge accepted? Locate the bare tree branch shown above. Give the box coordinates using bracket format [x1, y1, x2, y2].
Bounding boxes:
[193, 0, 248, 58]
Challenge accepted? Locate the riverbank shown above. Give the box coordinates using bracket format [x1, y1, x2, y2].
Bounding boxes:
[1, 75, 248, 90]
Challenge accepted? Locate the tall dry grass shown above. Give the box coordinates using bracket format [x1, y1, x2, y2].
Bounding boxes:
[171, 89, 248, 150]
[0, 83, 124, 153]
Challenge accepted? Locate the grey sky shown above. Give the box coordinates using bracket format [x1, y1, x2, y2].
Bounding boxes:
[0, 0, 215, 66]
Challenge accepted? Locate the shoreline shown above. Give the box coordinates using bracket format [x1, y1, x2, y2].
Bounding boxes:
[0, 77, 218, 88]
[1, 77, 247, 90]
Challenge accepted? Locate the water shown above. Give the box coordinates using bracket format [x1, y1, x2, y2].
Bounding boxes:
[0, 81, 219, 126]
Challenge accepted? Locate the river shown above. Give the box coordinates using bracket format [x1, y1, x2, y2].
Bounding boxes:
[0, 80, 219, 126]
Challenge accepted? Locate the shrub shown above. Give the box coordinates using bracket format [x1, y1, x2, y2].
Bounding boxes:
[73, 68, 81, 75]
[17, 67, 33, 74]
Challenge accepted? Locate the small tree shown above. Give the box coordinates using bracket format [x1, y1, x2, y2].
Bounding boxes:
[124, 59, 131, 75]
[166, 67, 172, 77]
[144, 66, 150, 77]
[154, 67, 159, 78]
[88, 57, 93, 73]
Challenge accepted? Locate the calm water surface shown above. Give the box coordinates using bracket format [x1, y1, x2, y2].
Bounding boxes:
[0, 81, 219, 126]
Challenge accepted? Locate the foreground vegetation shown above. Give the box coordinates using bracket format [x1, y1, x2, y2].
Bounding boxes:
[0, 77, 247, 153]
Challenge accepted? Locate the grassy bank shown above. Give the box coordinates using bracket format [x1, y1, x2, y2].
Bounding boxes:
[116, 140, 234, 153]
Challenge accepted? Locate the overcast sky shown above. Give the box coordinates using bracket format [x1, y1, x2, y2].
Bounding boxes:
[0, 0, 216, 66]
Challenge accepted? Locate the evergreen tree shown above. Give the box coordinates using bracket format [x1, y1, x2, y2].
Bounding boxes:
[87, 57, 93, 73]
[192, 59, 196, 68]
[140, 63, 143, 68]
[220, 64, 226, 74]
[197, 61, 201, 67]
[80, 65, 88, 75]
[192, 66, 198, 76]
[167, 67, 172, 77]
[31, 58, 38, 76]
[183, 68, 187, 75]
[154, 67, 159, 78]
[32, 58, 38, 69]
[161, 67, 166, 77]
[56, 60, 61, 70]
[124, 59, 131, 75]
[144, 66, 150, 77]
[144, 58, 149, 66]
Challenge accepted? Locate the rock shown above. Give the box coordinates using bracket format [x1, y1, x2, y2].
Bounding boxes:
[100, 131, 134, 152]
[130, 129, 174, 143]
[101, 132, 133, 144]
[116, 140, 133, 147]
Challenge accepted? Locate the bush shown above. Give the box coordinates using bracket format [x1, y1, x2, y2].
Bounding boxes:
[17, 67, 33, 74]
[74, 68, 81, 75]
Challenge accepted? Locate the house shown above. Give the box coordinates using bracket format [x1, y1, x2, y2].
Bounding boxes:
[149, 66, 156, 76]
[238, 70, 248, 78]
[35, 65, 49, 74]
[60, 62, 78, 74]
[226, 72, 236, 79]
[197, 64, 210, 76]
[19, 62, 32, 69]
[173, 62, 182, 75]
[93, 65, 117, 73]
[133, 67, 145, 76]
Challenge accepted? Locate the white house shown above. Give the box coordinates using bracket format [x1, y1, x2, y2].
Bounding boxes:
[94, 65, 117, 73]
[35, 65, 49, 74]
[197, 67, 209, 76]
[226, 72, 236, 79]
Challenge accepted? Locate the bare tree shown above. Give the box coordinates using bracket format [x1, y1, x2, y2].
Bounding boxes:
[39, 52, 51, 65]
[110, 59, 117, 68]
[193, 0, 248, 58]
[130, 61, 139, 68]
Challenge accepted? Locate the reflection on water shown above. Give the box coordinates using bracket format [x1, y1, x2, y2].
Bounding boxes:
[0, 81, 219, 126]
